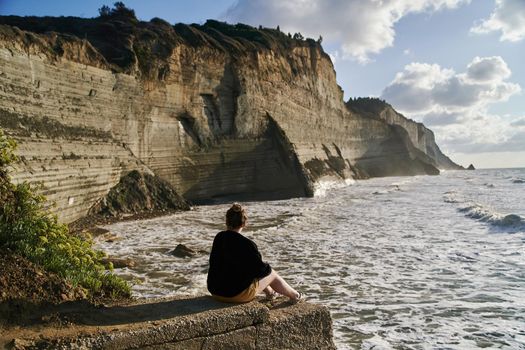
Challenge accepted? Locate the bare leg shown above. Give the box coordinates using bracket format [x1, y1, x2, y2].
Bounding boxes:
[257, 270, 299, 300]
[263, 285, 275, 297]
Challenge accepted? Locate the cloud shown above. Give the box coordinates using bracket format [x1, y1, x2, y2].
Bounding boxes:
[422, 111, 462, 126]
[510, 117, 525, 126]
[429, 114, 523, 153]
[224, 0, 469, 62]
[380, 56, 522, 153]
[466, 56, 511, 82]
[328, 50, 340, 65]
[471, 0, 525, 42]
[432, 76, 484, 108]
[446, 127, 525, 153]
[381, 57, 520, 114]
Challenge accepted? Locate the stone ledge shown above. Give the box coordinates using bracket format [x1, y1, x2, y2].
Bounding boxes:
[1, 296, 336, 350]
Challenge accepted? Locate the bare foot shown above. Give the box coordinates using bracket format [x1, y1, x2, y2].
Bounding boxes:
[290, 291, 303, 304]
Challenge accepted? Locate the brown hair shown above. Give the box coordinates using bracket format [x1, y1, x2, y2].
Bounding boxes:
[226, 203, 247, 230]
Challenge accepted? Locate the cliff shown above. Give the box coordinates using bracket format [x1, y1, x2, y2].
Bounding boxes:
[346, 97, 464, 171]
[0, 14, 462, 223]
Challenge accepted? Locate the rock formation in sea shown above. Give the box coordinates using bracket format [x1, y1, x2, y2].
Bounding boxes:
[467, 164, 476, 170]
[0, 13, 463, 223]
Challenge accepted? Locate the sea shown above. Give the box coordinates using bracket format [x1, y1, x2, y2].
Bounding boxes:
[95, 168, 525, 349]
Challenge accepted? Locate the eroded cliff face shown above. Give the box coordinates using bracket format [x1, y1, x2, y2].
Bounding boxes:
[0, 16, 461, 223]
[346, 98, 463, 171]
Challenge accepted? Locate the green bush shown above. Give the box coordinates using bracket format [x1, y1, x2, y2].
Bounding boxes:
[0, 129, 130, 299]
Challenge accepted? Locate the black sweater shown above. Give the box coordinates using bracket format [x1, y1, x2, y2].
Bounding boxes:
[207, 230, 272, 297]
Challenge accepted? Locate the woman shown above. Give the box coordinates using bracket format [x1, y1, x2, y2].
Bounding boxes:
[207, 203, 301, 303]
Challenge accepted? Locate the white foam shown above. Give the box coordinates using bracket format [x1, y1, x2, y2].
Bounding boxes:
[361, 336, 394, 350]
[443, 190, 524, 230]
[94, 169, 525, 349]
[443, 191, 462, 203]
[458, 202, 524, 229]
[313, 178, 355, 197]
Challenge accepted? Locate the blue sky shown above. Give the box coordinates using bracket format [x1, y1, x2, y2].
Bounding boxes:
[1, 0, 524, 168]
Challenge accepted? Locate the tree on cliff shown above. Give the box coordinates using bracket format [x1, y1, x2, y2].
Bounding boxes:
[0, 129, 130, 299]
[98, 2, 136, 19]
[293, 32, 304, 40]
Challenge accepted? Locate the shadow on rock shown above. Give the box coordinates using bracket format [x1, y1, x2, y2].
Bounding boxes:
[2, 296, 239, 328]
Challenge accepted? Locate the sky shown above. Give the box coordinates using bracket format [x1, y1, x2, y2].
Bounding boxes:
[0, 0, 524, 168]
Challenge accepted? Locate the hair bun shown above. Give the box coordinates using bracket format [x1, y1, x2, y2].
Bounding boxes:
[231, 203, 243, 212]
[226, 203, 247, 229]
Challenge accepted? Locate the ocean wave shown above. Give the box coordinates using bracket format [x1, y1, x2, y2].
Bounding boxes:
[443, 191, 524, 230]
[512, 178, 525, 184]
[458, 203, 524, 229]
[443, 191, 461, 203]
[372, 183, 403, 195]
[314, 178, 355, 197]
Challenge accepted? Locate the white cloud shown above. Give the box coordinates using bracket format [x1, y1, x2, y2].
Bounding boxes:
[224, 0, 469, 62]
[510, 117, 525, 126]
[471, 0, 525, 42]
[422, 111, 462, 126]
[380, 56, 522, 153]
[328, 50, 340, 65]
[381, 57, 520, 114]
[392, 62, 454, 89]
[466, 56, 511, 82]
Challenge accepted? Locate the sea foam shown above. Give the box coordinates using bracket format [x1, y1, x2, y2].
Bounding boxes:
[97, 169, 525, 349]
[458, 203, 524, 228]
[444, 191, 524, 230]
[314, 178, 355, 197]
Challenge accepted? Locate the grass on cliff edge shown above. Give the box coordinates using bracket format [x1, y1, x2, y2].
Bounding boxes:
[0, 130, 131, 300]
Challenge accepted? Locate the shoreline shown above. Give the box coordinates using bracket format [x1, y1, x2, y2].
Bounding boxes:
[67, 178, 353, 236]
[68, 208, 188, 237]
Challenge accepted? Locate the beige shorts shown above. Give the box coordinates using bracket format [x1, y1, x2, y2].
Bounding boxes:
[211, 280, 258, 303]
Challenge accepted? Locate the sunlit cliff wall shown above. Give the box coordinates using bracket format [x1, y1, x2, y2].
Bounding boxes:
[0, 16, 461, 223]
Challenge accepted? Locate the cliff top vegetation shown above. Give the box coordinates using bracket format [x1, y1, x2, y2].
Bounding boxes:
[346, 97, 392, 117]
[346, 97, 422, 125]
[0, 2, 327, 79]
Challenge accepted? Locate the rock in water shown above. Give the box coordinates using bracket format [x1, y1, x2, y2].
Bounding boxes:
[467, 164, 476, 170]
[93, 170, 190, 217]
[169, 244, 197, 258]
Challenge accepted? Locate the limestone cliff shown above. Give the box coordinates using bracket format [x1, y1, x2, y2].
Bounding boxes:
[346, 97, 463, 171]
[0, 14, 462, 223]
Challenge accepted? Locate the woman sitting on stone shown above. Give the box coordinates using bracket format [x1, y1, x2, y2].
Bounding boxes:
[207, 203, 301, 303]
